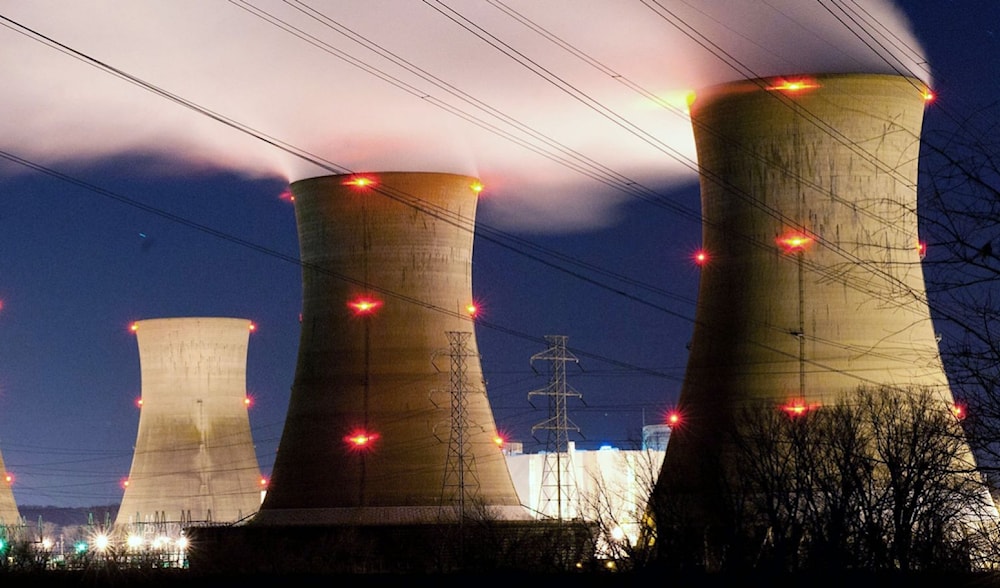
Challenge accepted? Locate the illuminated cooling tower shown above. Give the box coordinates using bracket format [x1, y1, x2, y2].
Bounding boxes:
[254, 172, 529, 525]
[0, 447, 20, 527]
[115, 317, 263, 529]
[653, 74, 989, 528]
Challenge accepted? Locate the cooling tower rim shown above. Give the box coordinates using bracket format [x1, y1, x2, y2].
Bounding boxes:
[691, 72, 928, 106]
[290, 170, 482, 189]
[131, 316, 253, 329]
[133, 316, 252, 323]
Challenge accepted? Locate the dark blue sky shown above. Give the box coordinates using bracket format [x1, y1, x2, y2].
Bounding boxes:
[0, 1, 997, 507]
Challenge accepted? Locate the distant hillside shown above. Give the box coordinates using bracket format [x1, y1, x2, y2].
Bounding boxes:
[17, 505, 118, 529]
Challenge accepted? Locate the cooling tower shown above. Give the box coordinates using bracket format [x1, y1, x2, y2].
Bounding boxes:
[0, 446, 20, 527]
[115, 317, 263, 530]
[653, 74, 990, 531]
[254, 171, 529, 525]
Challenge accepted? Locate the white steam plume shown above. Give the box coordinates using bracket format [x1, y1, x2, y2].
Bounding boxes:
[0, 0, 928, 232]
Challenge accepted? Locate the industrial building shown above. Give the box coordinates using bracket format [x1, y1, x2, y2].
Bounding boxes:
[115, 317, 264, 540]
[652, 73, 995, 545]
[504, 424, 669, 549]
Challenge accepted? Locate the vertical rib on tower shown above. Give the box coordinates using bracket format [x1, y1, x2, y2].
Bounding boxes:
[653, 73, 989, 533]
[116, 317, 263, 531]
[254, 171, 528, 525]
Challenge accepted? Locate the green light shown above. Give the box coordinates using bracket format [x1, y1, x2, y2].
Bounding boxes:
[74, 541, 88, 554]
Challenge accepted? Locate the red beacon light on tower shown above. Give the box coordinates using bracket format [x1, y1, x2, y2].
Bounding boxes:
[781, 399, 817, 417]
[343, 175, 377, 188]
[768, 78, 819, 93]
[666, 410, 682, 427]
[4, 472, 12, 485]
[344, 430, 380, 451]
[348, 297, 382, 315]
[777, 231, 813, 253]
[693, 249, 709, 266]
[951, 403, 967, 420]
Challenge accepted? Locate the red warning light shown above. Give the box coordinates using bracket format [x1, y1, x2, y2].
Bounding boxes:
[349, 297, 382, 315]
[922, 90, 935, 103]
[777, 231, 812, 253]
[951, 403, 966, 420]
[248, 322, 257, 332]
[344, 430, 380, 451]
[259, 477, 269, 488]
[121, 478, 130, 490]
[130, 322, 139, 333]
[343, 176, 376, 188]
[471, 182, 484, 193]
[693, 249, 709, 266]
[493, 434, 505, 448]
[666, 410, 682, 427]
[781, 399, 817, 417]
[768, 78, 819, 93]
[279, 189, 295, 203]
[4, 473, 12, 485]
[466, 303, 479, 317]
[918, 241, 927, 260]
[135, 397, 143, 409]
[244, 396, 253, 408]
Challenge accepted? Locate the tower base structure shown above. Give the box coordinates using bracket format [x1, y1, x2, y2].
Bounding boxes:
[187, 520, 596, 575]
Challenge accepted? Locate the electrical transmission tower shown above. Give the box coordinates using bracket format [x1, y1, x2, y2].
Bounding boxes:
[529, 335, 582, 520]
[433, 331, 482, 519]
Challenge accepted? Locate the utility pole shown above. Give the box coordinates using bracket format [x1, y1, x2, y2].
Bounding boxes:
[529, 335, 581, 521]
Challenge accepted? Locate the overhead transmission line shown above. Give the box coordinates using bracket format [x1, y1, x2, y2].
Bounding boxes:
[0, 6, 942, 389]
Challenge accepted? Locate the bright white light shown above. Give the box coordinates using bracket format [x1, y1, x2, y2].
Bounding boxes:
[94, 534, 110, 551]
[126, 535, 144, 550]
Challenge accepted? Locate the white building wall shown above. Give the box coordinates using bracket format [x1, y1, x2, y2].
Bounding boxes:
[503, 442, 665, 546]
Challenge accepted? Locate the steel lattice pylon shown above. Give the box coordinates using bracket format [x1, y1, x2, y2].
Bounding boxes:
[437, 331, 482, 518]
[529, 335, 582, 520]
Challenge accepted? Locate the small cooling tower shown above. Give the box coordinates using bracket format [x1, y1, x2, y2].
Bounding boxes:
[115, 317, 263, 530]
[254, 171, 529, 525]
[0, 446, 20, 528]
[653, 74, 991, 532]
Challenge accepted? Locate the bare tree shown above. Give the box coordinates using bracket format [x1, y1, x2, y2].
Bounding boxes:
[919, 105, 1000, 488]
[579, 448, 662, 571]
[708, 386, 998, 573]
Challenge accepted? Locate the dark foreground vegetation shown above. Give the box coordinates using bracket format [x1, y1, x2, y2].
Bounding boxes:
[2, 568, 1000, 588]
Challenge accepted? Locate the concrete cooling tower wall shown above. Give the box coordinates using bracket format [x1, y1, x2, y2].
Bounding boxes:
[653, 73, 993, 532]
[254, 171, 529, 525]
[115, 317, 263, 530]
[0, 446, 20, 528]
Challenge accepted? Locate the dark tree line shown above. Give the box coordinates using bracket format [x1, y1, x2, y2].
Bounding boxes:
[649, 387, 999, 573]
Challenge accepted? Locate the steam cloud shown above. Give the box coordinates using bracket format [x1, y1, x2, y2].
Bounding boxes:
[0, 1, 928, 232]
